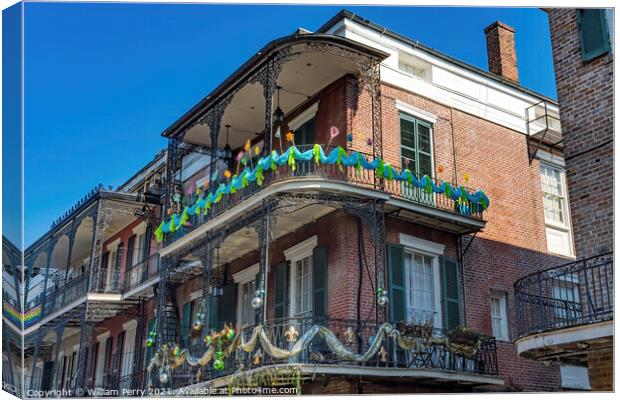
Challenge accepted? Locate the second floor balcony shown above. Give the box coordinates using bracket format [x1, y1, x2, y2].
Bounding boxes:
[514, 252, 613, 362]
[158, 144, 489, 249]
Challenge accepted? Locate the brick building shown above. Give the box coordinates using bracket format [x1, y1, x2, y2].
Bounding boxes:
[14, 9, 594, 396]
[512, 8, 614, 392]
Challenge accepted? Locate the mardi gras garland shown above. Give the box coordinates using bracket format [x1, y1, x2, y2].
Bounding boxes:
[146, 321, 485, 389]
[155, 145, 490, 242]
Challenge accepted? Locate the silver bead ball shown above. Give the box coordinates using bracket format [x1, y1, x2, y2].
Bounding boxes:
[159, 369, 170, 384]
[377, 295, 389, 307]
[251, 296, 263, 309]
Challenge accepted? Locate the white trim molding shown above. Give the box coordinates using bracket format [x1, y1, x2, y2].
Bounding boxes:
[105, 238, 122, 251]
[233, 264, 260, 284]
[288, 102, 319, 131]
[97, 331, 111, 342]
[284, 236, 318, 261]
[395, 100, 438, 124]
[122, 319, 138, 331]
[132, 221, 147, 236]
[399, 233, 445, 255]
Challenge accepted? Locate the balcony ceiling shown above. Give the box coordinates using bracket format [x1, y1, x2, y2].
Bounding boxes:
[183, 46, 363, 150]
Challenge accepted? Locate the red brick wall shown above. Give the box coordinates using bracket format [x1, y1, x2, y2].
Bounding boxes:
[587, 349, 613, 391]
[484, 21, 519, 82]
[348, 81, 569, 390]
[547, 9, 614, 259]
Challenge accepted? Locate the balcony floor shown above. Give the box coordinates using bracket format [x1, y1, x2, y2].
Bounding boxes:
[178, 363, 504, 392]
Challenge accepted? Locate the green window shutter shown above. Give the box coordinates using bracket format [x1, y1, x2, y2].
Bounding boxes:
[387, 243, 406, 323]
[207, 295, 219, 330]
[181, 302, 192, 347]
[254, 273, 261, 324]
[217, 283, 237, 328]
[312, 245, 328, 321]
[274, 262, 289, 319]
[578, 9, 610, 61]
[125, 235, 135, 270]
[441, 257, 461, 330]
[143, 225, 152, 260]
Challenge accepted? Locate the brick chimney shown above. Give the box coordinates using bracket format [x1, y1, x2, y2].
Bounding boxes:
[484, 21, 519, 82]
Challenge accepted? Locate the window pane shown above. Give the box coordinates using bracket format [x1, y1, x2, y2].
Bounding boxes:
[405, 252, 436, 324]
[400, 118, 416, 149]
[417, 124, 431, 153]
[544, 194, 565, 224]
[418, 154, 432, 177]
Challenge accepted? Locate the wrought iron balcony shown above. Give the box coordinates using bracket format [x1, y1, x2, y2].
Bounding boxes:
[122, 253, 160, 295]
[158, 317, 498, 390]
[41, 274, 89, 318]
[161, 145, 487, 247]
[514, 252, 614, 338]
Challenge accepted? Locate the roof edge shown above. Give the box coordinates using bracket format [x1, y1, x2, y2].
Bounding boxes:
[318, 9, 557, 104]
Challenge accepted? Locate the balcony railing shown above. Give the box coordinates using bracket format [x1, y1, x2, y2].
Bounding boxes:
[122, 253, 160, 294]
[41, 274, 89, 317]
[163, 145, 485, 246]
[514, 252, 614, 338]
[163, 317, 498, 390]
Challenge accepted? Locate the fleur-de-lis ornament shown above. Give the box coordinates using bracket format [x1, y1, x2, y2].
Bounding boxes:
[344, 327, 355, 345]
[378, 346, 388, 363]
[284, 326, 299, 343]
[253, 349, 263, 365]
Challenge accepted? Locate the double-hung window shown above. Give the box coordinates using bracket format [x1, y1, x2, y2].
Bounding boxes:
[404, 252, 438, 325]
[490, 291, 509, 341]
[400, 113, 433, 204]
[234, 264, 259, 327]
[292, 256, 313, 317]
[399, 235, 444, 329]
[284, 237, 317, 319]
[540, 163, 573, 256]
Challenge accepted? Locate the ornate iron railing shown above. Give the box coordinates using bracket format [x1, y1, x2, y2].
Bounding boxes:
[163, 145, 484, 246]
[514, 252, 613, 338]
[41, 274, 89, 317]
[122, 253, 160, 294]
[161, 317, 498, 390]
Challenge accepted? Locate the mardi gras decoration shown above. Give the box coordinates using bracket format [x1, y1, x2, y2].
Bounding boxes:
[155, 145, 490, 242]
[284, 326, 299, 343]
[147, 320, 487, 391]
[376, 287, 389, 307]
[327, 126, 340, 148]
[251, 288, 264, 309]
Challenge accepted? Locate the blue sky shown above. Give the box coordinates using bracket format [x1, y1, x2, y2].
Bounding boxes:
[22, 3, 556, 246]
[3, 3, 22, 248]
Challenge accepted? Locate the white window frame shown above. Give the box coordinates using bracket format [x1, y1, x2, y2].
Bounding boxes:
[284, 236, 317, 318]
[287, 102, 319, 132]
[233, 264, 260, 327]
[398, 234, 444, 329]
[106, 239, 121, 290]
[95, 332, 110, 386]
[490, 291, 509, 341]
[540, 161, 574, 256]
[132, 222, 147, 266]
